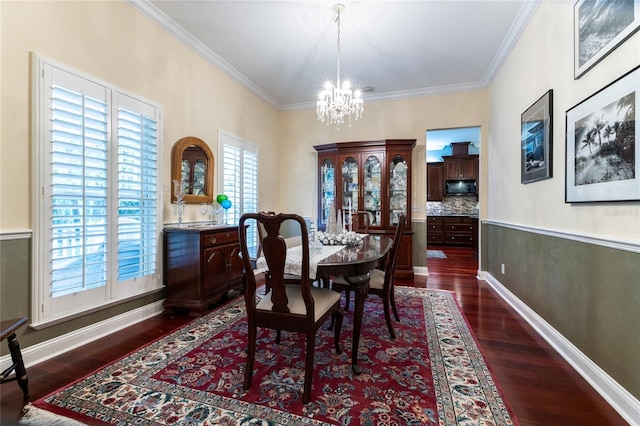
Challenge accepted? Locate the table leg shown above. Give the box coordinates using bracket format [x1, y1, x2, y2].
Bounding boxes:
[345, 274, 370, 375]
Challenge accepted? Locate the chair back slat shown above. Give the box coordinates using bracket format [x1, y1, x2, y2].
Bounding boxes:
[262, 223, 289, 313]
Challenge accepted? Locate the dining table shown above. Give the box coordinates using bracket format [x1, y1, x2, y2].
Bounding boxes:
[256, 234, 393, 374]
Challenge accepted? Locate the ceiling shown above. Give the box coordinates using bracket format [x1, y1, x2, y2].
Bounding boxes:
[128, 1, 539, 110]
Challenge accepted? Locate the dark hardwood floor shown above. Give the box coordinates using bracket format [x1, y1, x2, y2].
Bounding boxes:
[0, 247, 629, 425]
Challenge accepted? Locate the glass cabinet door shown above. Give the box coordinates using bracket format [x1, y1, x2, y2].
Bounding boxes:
[389, 154, 408, 225]
[319, 158, 335, 227]
[341, 157, 359, 218]
[363, 155, 382, 226]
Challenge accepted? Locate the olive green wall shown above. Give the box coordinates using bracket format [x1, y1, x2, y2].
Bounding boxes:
[485, 223, 640, 398]
[412, 221, 427, 271]
[0, 237, 165, 356]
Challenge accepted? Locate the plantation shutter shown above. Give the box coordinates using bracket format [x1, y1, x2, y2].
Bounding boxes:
[219, 131, 259, 255]
[116, 101, 158, 281]
[49, 83, 109, 297]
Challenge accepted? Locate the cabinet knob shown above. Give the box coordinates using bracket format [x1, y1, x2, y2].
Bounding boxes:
[209, 237, 217, 245]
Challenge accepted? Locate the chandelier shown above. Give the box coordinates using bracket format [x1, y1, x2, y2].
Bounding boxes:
[317, 4, 363, 126]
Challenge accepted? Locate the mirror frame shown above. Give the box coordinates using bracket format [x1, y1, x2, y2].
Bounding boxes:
[171, 136, 214, 204]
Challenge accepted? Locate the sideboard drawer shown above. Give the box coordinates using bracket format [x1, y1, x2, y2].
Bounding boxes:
[201, 230, 236, 248]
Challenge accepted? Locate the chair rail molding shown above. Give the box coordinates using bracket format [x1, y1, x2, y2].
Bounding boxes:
[484, 220, 640, 253]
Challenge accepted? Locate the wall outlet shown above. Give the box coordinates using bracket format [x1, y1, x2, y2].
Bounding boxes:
[501, 263, 505, 274]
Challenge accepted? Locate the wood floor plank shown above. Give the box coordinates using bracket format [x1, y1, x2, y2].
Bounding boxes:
[0, 247, 629, 425]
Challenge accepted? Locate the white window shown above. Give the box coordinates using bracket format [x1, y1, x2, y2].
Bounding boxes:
[32, 54, 162, 328]
[218, 130, 259, 255]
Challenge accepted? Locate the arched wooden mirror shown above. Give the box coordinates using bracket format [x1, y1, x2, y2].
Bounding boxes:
[171, 136, 214, 204]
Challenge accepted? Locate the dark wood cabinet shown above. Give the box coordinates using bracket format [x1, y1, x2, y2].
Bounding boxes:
[427, 162, 444, 201]
[314, 139, 416, 279]
[163, 225, 244, 316]
[427, 216, 444, 244]
[443, 156, 478, 180]
[427, 216, 477, 248]
[443, 217, 477, 245]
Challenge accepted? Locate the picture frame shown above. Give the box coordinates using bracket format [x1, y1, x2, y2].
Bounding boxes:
[574, 0, 640, 79]
[566, 65, 639, 203]
[521, 90, 553, 184]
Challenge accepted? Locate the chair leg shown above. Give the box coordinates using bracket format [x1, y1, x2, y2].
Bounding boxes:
[332, 310, 343, 355]
[243, 324, 256, 390]
[390, 287, 400, 322]
[303, 332, 316, 404]
[344, 290, 351, 311]
[275, 329, 282, 343]
[383, 294, 397, 340]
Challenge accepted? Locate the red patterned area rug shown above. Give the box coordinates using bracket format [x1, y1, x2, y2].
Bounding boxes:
[29, 287, 518, 425]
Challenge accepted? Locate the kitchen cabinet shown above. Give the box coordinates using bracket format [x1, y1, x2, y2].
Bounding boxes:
[163, 224, 244, 316]
[443, 216, 477, 246]
[427, 216, 477, 248]
[314, 139, 416, 279]
[443, 156, 478, 180]
[426, 216, 444, 244]
[427, 162, 444, 201]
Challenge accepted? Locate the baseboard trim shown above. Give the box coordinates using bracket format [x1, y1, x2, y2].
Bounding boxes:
[413, 266, 428, 276]
[0, 301, 165, 373]
[484, 272, 640, 426]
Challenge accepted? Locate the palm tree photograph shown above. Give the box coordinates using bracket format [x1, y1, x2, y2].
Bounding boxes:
[573, 91, 635, 186]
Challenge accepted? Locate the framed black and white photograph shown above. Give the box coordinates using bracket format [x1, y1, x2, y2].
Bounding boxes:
[566, 65, 639, 203]
[574, 0, 640, 79]
[521, 90, 553, 184]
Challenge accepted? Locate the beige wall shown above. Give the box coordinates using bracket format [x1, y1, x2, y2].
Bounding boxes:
[0, 0, 280, 231]
[488, 1, 640, 241]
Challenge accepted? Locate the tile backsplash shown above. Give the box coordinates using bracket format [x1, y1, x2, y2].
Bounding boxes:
[427, 195, 478, 216]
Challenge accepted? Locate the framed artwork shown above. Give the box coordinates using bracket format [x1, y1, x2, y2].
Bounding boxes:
[566, 65, 639, 203]
[521, 90, 553, 184]
[574, 0, 640, 79]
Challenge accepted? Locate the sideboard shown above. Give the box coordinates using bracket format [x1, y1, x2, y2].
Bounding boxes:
[163, 224, 244, 316]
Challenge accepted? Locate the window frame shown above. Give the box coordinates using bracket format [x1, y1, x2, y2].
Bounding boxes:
[31, 54, 163, 328]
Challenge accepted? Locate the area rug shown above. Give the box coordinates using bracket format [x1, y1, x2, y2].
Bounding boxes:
[427, 250, 448, 259]
[29, 287, 517, 425]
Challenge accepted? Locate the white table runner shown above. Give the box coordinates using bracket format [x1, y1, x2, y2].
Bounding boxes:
[255, 244, 346, 279]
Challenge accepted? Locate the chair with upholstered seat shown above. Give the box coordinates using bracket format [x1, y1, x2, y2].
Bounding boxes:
[331, 214, 406, 339]
[238, 211, 344, 404]
[350, 210, 371, 233]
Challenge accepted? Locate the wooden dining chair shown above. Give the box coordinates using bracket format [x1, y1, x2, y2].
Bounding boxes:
[350, 210, 372, 233]
[331, 214, 407, 339]
[238, 212, 344, 404]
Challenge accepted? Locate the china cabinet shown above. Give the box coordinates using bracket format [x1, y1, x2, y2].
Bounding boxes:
[314, 139, 416, 279]
[163, 224, 244, 316]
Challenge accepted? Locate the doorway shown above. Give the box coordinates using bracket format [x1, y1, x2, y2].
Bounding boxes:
[425, 126, 480, 273]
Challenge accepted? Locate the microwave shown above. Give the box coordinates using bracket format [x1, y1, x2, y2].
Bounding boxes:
[445, 180, 476, 195]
